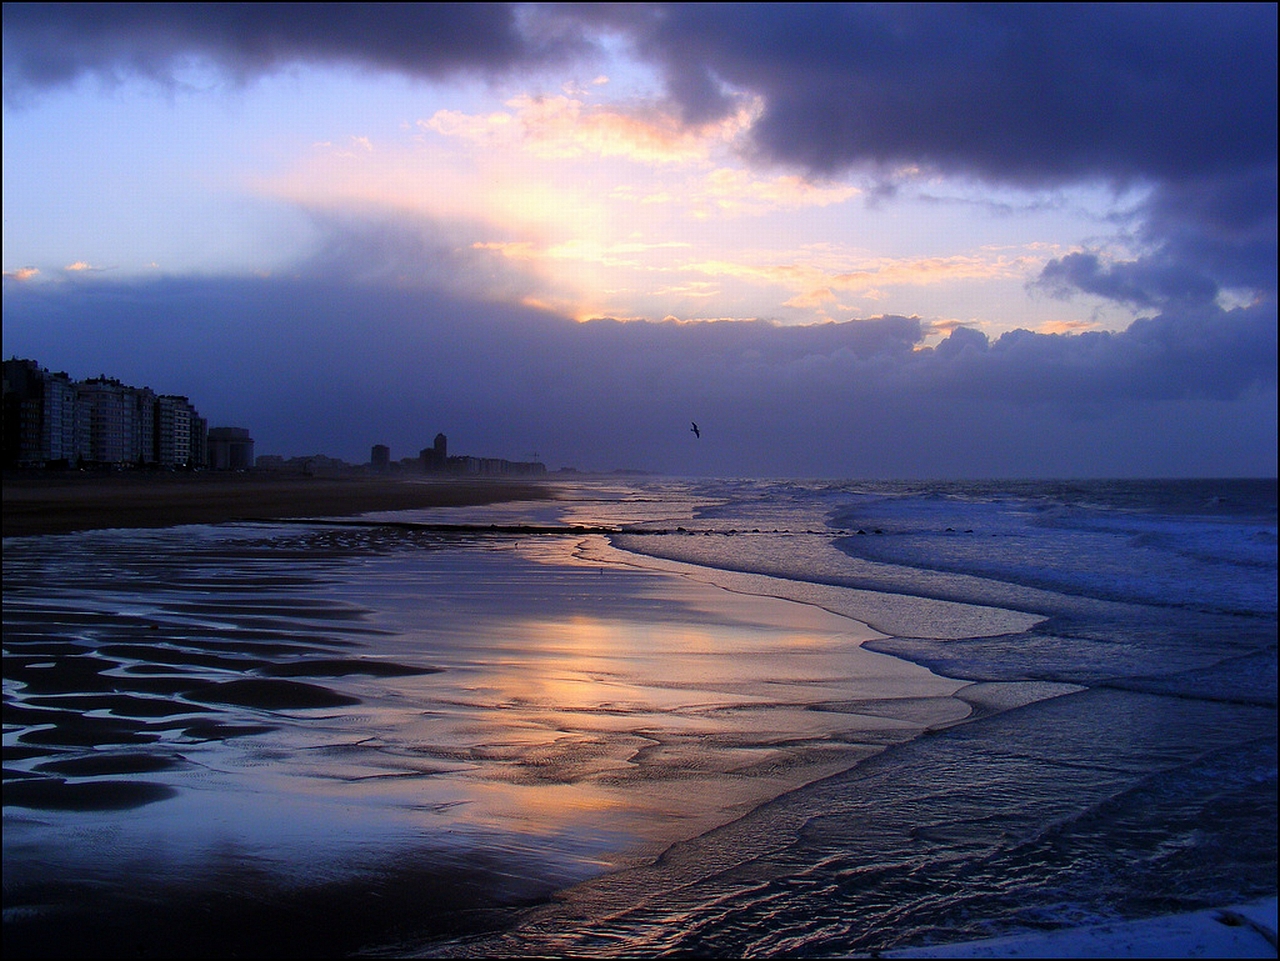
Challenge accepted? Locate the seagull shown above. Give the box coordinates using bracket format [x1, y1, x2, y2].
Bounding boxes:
[690, 421, 701, 439]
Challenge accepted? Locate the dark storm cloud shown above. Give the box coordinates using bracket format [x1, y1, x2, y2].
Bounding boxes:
[4, 272, 1274, 477]
[920, 303, 1277, 405]
[1140, 166, 1280, 296]
[1, 2, 580, 94]
[1034, 159, 1278, 310]
[8, 4, 1272, 183]
[629, 4, 1277, 183]
[1034, 252, 1220, 309]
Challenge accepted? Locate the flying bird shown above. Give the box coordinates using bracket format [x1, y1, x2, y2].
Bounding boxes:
[691, 422, 701, 439]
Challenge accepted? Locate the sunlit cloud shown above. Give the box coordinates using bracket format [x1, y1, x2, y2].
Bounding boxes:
[424, 94, 762, 166]
[652, 281, 720, 299]
[466, 232, 1057, 328]
[4, 267, 41, 282]
[1036, 319, 1105, 334]
[684, 251, 1035, 302]
[832, 255, 1033, 290]
[236, 56, 1205, 337]
[928, 318, 973, 337]
[560, 75, 609, 97]
[476, 238, 692, 268]
[694, 168, 860, 214]
[782, 286, 837, 309]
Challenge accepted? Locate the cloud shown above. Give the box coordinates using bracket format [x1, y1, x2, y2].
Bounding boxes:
[63, 261, 113, 274]
[3, 263, 1273, 477]
[1034, 251, 1219, 310]
[682, 250, 1034, 311]
[1034, 161, 1278, 311]
[2, 4, 587, 97]
[606, 5, 1277, 314]
[13, 4, 1270, 315]
[613, 5, 1276, 184]
[8, 5, 1271, 186]
[16, 5, 1270, 184]
[919, 303, 1277, 406]
[3, 267, 41, 282]
[425, 94, 760, 166]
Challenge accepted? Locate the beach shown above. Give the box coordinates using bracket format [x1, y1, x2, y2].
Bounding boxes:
[1, 470, 553, 537]
[3, 517, 967, 955]
[3, 476, 1275, 957]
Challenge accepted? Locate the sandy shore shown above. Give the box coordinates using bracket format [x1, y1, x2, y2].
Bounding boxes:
[1, 470, 552, 537]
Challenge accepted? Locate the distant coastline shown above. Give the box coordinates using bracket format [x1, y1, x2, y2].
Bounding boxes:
[1, 470, 552, 537]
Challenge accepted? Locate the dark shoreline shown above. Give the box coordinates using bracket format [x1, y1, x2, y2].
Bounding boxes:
[1, 470, 554, 537]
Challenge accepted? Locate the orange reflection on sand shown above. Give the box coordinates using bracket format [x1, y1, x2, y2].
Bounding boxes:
[401, 598, 970, 856]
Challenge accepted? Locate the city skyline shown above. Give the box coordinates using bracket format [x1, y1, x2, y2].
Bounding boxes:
[3, 4, 1275, 476]
[4, 355, 541, 474]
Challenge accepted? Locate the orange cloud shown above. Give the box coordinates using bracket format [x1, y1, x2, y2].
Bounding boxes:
[474, 238, 691, 268]
[472, 240, 539, 261]
[424, 95, 761, 166]
[1036, 319, 1103, 334]
[685, 252, 1033, 301]
[697, 168, 860, 213]
[782, 286, 837, 309]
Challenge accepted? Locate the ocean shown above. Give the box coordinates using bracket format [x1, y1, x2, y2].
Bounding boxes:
[3, 478, 1276, 957]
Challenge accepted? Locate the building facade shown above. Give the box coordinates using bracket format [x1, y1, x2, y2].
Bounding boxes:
[3, 358, 213, 469]
[2, 359, 88, 467]
[209, 427, 255, 470]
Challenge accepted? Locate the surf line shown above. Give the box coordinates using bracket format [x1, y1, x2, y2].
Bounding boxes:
[249, 518, 846, 537]
[250, 518, 622, 535]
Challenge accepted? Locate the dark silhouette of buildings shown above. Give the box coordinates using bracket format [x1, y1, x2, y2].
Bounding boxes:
[420, 433, 448, 471]
[208, 427, 256, 470]
[413, 432, 545, 476]
[3, 358, 209, 469]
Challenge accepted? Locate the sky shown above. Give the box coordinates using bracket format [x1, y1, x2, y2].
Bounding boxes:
[3, 3, 1276, 478]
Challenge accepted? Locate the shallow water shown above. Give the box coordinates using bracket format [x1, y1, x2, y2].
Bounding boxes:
[4, 512, 969, 956]
[407, 478, 1277, 957]
[3, 478, 1276, 957]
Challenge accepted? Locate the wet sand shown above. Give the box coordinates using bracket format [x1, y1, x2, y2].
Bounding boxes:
[2, 520, 971, 958]
[7, 489, 1267, 958]
[1, 470, 551, 537]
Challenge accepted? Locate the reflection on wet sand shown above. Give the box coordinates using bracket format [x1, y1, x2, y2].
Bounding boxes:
[5, 522, 970, 957]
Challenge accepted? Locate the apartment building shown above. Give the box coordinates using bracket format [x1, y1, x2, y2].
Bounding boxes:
[2, 358, 209, 468]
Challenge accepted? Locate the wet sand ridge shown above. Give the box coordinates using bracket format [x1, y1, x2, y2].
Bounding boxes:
[2, 470, 551, 536]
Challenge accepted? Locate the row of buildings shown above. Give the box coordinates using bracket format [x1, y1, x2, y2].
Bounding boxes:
[370, 434, 546, 477]
[2, 358, 253, 470]
[254, 438, 545, 478]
